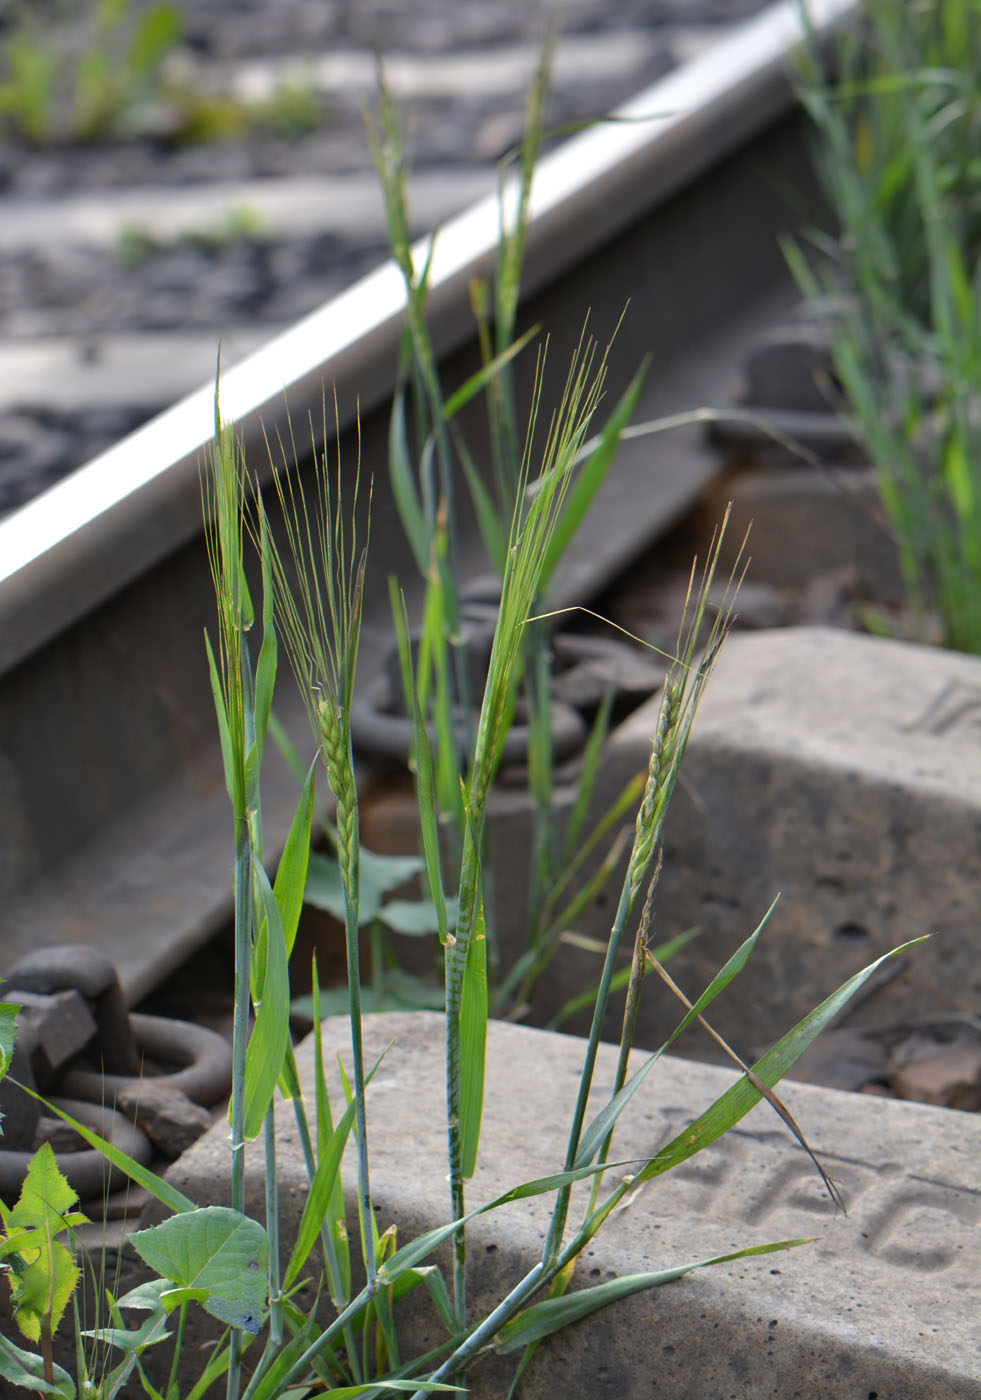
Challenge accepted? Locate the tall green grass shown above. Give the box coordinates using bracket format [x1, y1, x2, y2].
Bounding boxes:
[789, 0, 981, 652]
[364, 50, 652, 1017]
[0, 40, 925, 1398]
[0, 365, 920, 1397]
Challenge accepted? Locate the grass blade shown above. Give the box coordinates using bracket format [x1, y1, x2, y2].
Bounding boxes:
[633, 937, 927, 1189]
[389, 385, 429, 573]
[12, 1084, 195, 1216]
[495, 1240, 808, 1353]
[457, 893, 488, 1181]
[272, 762, 316, 959]
[282, 1050, 387, 1291]
[441, 323, 539, 422]
[242, 863, 291, 1140]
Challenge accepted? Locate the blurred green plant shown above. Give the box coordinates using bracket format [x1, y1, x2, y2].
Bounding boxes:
[0, 1, 325, 147]
[115, 206, 267, 268]
[789, 0, 981, 651]
[0, 0, 183, 144]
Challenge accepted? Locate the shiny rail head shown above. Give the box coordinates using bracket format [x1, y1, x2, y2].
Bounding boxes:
[0, 0, 857, 674]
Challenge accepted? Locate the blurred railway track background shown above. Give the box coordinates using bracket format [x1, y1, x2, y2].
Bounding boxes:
[0, 0, 765, 514]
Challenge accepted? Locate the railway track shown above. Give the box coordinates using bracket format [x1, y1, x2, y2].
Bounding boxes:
[0, 5, 747, 518]
[0, 0, 858, 1007]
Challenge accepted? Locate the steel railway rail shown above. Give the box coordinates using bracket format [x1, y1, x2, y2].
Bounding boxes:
[0, 0, 857, 1005]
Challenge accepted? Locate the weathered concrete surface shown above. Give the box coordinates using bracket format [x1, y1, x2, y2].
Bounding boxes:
[162, 1012, 980, 1398]
[518, 626, 981, 1050]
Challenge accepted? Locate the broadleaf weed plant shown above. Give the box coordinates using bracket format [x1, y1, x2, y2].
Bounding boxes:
[788, 0, 981, 651]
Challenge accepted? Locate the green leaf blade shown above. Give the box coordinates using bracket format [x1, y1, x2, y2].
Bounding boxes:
[274, 761, 316, 958]
[495, 1240, 808, 1353]
[242, 862, 292, 1139]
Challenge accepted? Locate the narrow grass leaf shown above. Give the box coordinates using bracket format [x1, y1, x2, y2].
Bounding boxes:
[419, 1266, 456, 1334]
[389, 386, 429, 573]
[457, 894, 488, 1180]
[453, 430, 508, 576]
[282, 1050, 385, 1290]
[311, 965, 351, 1301]
[11, 1084, 194, 1214]
[441, 323, 539, 420]
[390, 580, 450, 945]
[267, 711, 312, 792]
[574, 1054, 659, 1169]
[305, 1382, 465, 1398]
[379, 1159, 641, 1284]
[494, 1240, 808, 1352]
[278, 1044, 302, 1105]
[634, 938, 927, 1186]
[655, 896, 780, 1050]
[242, 862, 291, 1139]
[252, 509, 278, 766]
[204, 631, 236, 809]
[273, 762, 316, 958]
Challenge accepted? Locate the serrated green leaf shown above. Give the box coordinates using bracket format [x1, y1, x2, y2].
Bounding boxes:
[0, 1331, 74, 1396]
[130, 1206, 268, 1335]
[3, 1144, 81, 1346]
